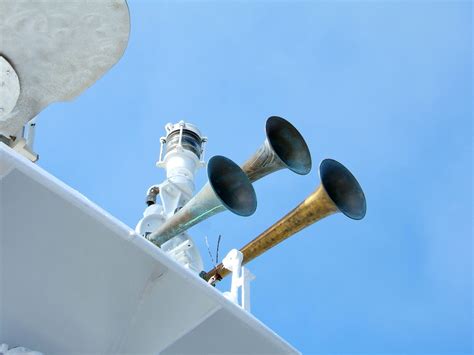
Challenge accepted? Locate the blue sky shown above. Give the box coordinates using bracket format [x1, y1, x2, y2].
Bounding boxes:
[36, 1, 471, 353]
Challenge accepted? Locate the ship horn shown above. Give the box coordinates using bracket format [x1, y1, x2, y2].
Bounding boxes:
[204, 159, 366, 283]
[242, 116, 312, 182]
[147, 155, 257, 247]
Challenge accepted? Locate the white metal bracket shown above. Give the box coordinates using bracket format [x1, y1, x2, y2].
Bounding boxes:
[158, 179, 193, 217]
[0, 118, 38, 163]
[222, 249, 256, 312]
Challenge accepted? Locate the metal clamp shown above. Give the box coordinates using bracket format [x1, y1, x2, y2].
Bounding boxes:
[221, 249, 255, 312]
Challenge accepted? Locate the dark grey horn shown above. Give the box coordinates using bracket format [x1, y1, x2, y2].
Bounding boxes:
[242, 116, 312, 182]
[147, 156, 257, 247]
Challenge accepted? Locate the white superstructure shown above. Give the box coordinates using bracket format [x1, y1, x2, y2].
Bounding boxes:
[136, 121, 207, 273]
[0, 1, 300, 353]
[0, 143, 298, 354]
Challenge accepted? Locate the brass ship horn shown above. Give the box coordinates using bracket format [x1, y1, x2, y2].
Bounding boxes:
[147, 155, 257, 247]
[242, 116, 312, 182]
[204, 158, 366, 283]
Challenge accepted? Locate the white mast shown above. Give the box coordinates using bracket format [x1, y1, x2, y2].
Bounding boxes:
[136, 121, 207, 272]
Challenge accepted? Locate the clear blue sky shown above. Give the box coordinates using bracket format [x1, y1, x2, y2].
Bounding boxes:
[36, 1, 472, 353]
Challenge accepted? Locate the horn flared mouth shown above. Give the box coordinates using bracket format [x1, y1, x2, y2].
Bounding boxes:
[319, 159, 366, 220]
[208, 156, 257, 216]
[265, 116, 312, 175]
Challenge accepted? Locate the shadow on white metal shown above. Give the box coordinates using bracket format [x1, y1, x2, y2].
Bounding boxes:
[0, 143, 298, 354]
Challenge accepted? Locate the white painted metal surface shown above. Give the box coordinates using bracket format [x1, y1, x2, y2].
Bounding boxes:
[0, 344, 42, 355]
[0, 143, 298, 354]
[222, 249, 256, 312]
[0, 0, 130, 137]
[136, 121, 207, 273]
[156, 121, 206, 217]
[0, 57, 20, 120]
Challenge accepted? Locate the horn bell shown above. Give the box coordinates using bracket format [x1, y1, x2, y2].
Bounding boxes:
[208, 155, 257, 216]
[242, 116, 312, 182]
[204, 158, 366, 283]
[320, 158, 366, 220]
[147, 155, 257, 247]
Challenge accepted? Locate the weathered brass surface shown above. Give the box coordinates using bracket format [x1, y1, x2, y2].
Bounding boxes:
[205, 185, 336, 282]
[242, 140, 286, 182]
[242, 116, 311, 182]
[205, 159, 366, 283]
[148, 156, 257, 247]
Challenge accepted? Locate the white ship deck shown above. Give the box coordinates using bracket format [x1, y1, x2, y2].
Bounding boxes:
[0, 143, 297, 354]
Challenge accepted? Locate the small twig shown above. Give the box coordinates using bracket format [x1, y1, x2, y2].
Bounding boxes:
[215, 234, 222, 264]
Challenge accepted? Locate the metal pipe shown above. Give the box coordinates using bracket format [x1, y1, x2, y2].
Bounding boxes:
[204, 159, 366, 284]
[147, 156, 257, 247]
[241, 116, 311, 182]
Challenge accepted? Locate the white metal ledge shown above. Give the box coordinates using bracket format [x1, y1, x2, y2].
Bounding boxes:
[0, 143, 298, 354]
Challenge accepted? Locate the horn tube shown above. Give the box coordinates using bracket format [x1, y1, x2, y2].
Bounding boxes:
[147, 155, 257, 247]
[242, 116, 312, 182]
[204, 159, 366, 283]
